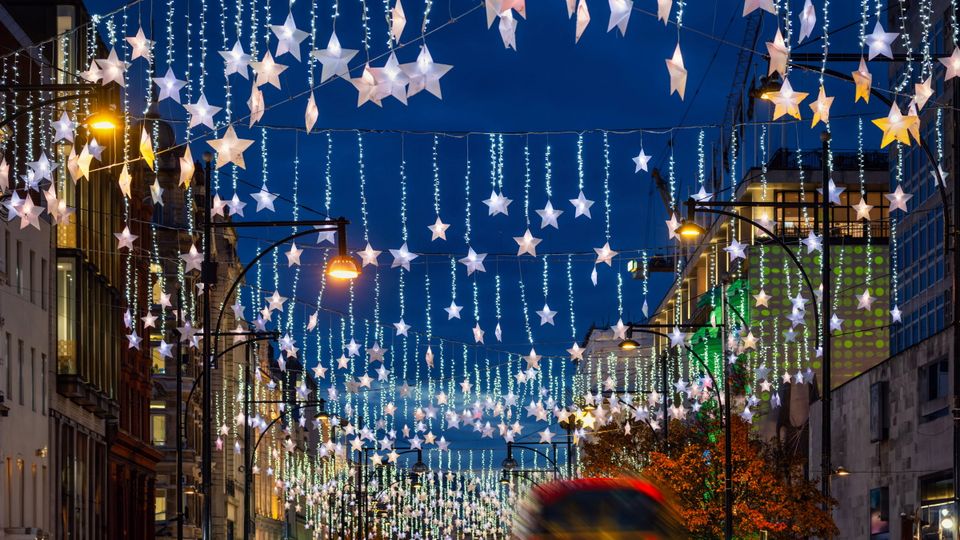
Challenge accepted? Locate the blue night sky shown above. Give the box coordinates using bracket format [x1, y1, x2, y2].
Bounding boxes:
[80, 0, 896, 451]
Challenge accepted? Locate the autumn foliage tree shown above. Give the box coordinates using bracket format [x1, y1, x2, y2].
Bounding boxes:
[581, 415, 837, 539]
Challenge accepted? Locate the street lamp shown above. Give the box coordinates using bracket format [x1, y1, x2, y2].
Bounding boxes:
[84, 105, 121, 134]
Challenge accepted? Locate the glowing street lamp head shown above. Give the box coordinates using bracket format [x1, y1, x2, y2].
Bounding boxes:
[677, 219, 706, 240]
[326, 254, 360, 280]
[85, 109, 120, 134]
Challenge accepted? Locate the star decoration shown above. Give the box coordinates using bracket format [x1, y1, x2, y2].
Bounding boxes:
[753, 288, 770, 307]
[801, 231, 822, 253]
[52, 112, 76, 143]
[866, 21, 898, 60]
[514, 228, 542, 256]
[567, 343, 584, 361]
[390, 243, 418, 270]
[536, 304, 557, 326]
[607, 0, 632, 35]
[852, 57, 873, 103]
[270, 12, 309, 61]
[724, 238, 747, 261]
[472, 324, 485, 343]
[401, 44, 452, 99]
[150, 179, 164, 206]
[633, 147, 652, 172]
[890, 305, 902, 323]
[483, 190, 512, 216]
[358, 243, 382, 267]
[872, 102, 918, 148]
[459, 248, 487, 275]
[498, 10, 518, 50]
[251, 185, 278, 212]
[391, 0, 407, 42]
[181, 244, 203, 273]
[569, 190, 594, 218]
[27, 152, 57, 183]
[207, 126, 255, 169]
[932, 164, 949, 188]
[536, 201, 563, 229]
[668, 327, 687, 348]
[857, 289, 875, 310]
[95, 48, 128, 86]
[79, 59, 102, 83]
[692, 185, 712, 202]
[246, 83, 265, 126]
[769, 77, 808, 120]
[830, 314, 844, 332]
[305, 92, 319, 132]
[766, 29, 789, 76]
[114, 226, 138, 250]
[227, 193, 247, 216]
[524, 349, 541, 369]
[810, 86, 834, 127]
[220, 41, 252, 78]
[818, 179, 845, 205]
[428, 216, 450, 240]
[657, 0, 672, 23]
[885, 185, 912, 213]
[594, 242, 617, 266]
[251, 51, 287, 89]
[350, 64, 382, 107]
[285, 243, 303, 267]
[914, 76, 934, 110]
[266, 290, 288, 312]
[941, 47, 960, 80]
[575, 0, 590, 43]
[611, 319, 628, 339]
[445, 300, 463, 320]
[153, 67, 187, 103]
[853, 197, 873, 220]
[311, 32, 359, 83]
[371, 52, 410, 104]
[742, 0, 775, 15]
[665, 213, 681, 240]
[798, 0, 816, 43]
[17, 198, 42, 230]
[665, 44, 688, 100]
[125, 27, 154, 62]
[184, 94, 221, 129]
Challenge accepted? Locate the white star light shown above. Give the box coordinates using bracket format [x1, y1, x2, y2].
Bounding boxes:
[866, 21, 898, 60]
[184, 94, 222, 129]
[358, 243, 382, 267]
[220, 41, 252, 78]
[390, 243, 418, 270]
[96, 48, 128, 86]
[483, 190, 512, 216]
[125, 27, 154, 62]
[856, 289, 875, 311]
[285, 243, 303, 267]
[801, 231, 823, 253]
[401, 44, 452, 99]
[569, 190, 594, 218]
[250, 51, 288, 89]
[114, 226, 138, 250]
[632, 147, 652, 172]
[594, 242, 618, 266]
[535, 201, 563, 229]
[940, 47, 960, 80]
[668, 327, 687, 348]
[536, 304, 557, 326]
[514, 228, 542, 256]
[853, 197, 874, 220]
[251, 185, 278, 212]
[724, 238, 747, 261]
[52, 112, 76, 143]
[445, 300, 463, 320]
[153, 67, 187, 103]
[311, 32, 359, 82]
[885, 185, 912, 213]
[181, 245, 203, 273]
[459, 248, 487, 275]
[428, 216, 450, 240]
[207, 126, 255, 169]
[270, 12, 310, 61]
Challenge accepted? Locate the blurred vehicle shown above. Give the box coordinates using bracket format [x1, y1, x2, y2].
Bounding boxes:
[515, 477, 685, 539]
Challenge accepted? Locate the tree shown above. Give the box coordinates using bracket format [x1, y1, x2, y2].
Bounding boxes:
[581, 415, 837, 539]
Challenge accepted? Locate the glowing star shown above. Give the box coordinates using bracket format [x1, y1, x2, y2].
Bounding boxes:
[390, 243, 418, 270]
[668, 327, 687, 348]
[941, 47, 960, 80]
[246, 84, 265, 127]
[809, 86, 834, 127]
[251, 185, 278, 212]
[801, 231, 822, 253]
[372, 52, 410, 104]
[27, 152, 56, 182]
[125, 27, 154, 62]
[184, 94, 221, 129]
[483, 190, 512, 216]
[153, 67, 187, 103]
[740, 331, 758, 350]
[932, 164, 949, 188]
[632, 147, 652, 172]
[536, 304, 557, 326]
[742, 0, 775, 15]
[607, 0, 632, 35]
[856, 289, 875, 311]
[611, 319, 628, 339]
[17, 198, 41, 230]
[79, 59, 102, 83]
[524, 349, 541, 369]
[853, 197, 873, 220]
[52, 112, 76, 143]
[179, 146, 196, 188]
[866, 21, 898, 60]
[498, 10, 518, 51]
[180, 244, 203, 273]
[724, 238, 747, 261]
[207, 126, 255, 169]
[136, 129, 155, 170]
[459, 248, 487, 275]
[428, 216, 450, 241]
[890, 305, 902, 323]
[148, 179, 164, 206]
[425, 346, 435, 367]
[657, 0, 671, 23]
[535, 201, 563, 229]
[358, 243, 382, 267]
[769, 77, 808, 120]
[665, 213, 681, 240]
[227, 194, 247, 216]
[401, 44, 452, 99]
[390, 0, 407, 42]
[852, 57, 872, 103]
[569, 190, 594, 218]
[514, 229, 542, 256]
[885, 185, 912, 213]
[798, 0, 816, 43]
[693, 185, 712, 202]
[665, 44, 687, 100]
[872, 102, 918, 148]
[220, 41, 252, 79]
[311, 32, 359, 82]
[95, 48, 128, 86]
[472, 324, 485, 344]
[251, 51, 287, 89]
[114, 226, 137, 251]
[766, 29, 789, 76]
[267, 291, 288, 312]
[495, 323, 503, 342]
[829, 314, 844, 332]
[0, 158, 8, 192]
[819, 179, 845, 205]
[350, 64, 382, 107]
[367, 343, 387, 362]
[270, 12, 309, 61]
[567, 343, 584, 361]
[285, 243, 303, 267]
[914, 77, 934, 110]
[307, 311, 319, 331]
[575, 0, 590, 43]
[594, 242, 617, 266]
[303, 92, 319, 133]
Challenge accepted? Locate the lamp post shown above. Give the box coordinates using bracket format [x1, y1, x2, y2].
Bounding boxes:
[0, 84, 120, 133]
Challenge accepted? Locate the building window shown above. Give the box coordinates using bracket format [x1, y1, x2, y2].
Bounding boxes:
[870, 381, 889, 442]
[151, 412, 167, 445]
[40, 354, 46, 415]
[919, 358, 950, 422]
[919, 472, 956, 540]
[155, 491, 167, 521]
[29, 250, 35, 304]
[870, 486, 890, 538]
[4, 333, 10, 399]
[41, 258, 47, 310]
[15, 240, 22, 294]
[30, 348, 35, 412]
[56, 259, 77, 375]
[2, 230, 8, 278]
[151, 333, 166, 374]
[18, 340, 23, 406]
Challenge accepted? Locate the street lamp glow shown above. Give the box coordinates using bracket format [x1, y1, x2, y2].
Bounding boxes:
[85, 109, 120, 134]
[326, 254, 360, 280]
[677, 219, 706, 240]
[618, 338, 641, 350]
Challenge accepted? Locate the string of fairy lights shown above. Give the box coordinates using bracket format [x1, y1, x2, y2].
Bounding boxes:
[3, 0, 958, 534]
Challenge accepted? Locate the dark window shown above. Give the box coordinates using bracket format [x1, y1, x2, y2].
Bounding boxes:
[870, 486, 890, 538]
[870, 381, 889, 442]
[919, 358, 949, 422]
